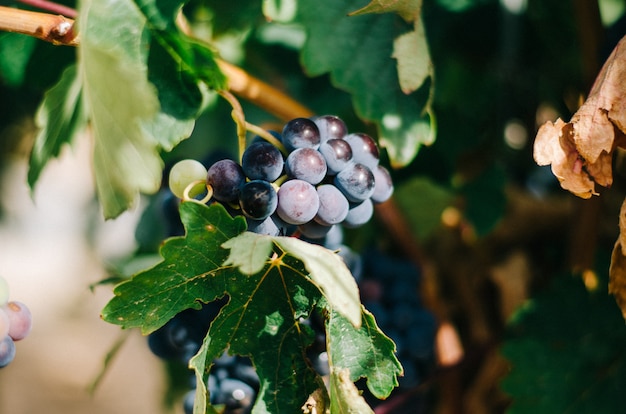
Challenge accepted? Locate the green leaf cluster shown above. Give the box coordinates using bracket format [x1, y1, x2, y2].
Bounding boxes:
[102, 202, 401, 413]
[27, 0, 226, 219]
[501, 269, 626, 413]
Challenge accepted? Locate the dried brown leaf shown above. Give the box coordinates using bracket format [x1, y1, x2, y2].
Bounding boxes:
[533, 34, 626, 198]
[533, 119, 597, 198]
[610, 240, 626, 320]
[609, 198, 626, 321]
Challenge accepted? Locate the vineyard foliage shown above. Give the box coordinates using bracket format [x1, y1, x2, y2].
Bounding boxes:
[2, 0, 626, 413]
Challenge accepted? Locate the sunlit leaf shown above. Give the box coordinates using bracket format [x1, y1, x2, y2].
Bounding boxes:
[28, 64, 87, 188]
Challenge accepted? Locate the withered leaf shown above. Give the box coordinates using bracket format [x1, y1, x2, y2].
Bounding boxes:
[533, 35, 626, 198]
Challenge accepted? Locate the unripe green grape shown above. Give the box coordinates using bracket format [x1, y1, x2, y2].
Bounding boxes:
[168, 159, 208, 199]
[0, 276, 8, 307]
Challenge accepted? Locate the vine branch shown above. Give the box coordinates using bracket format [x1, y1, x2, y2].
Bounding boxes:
[0, 5, 77, 45]
[0, 3, 463, 368]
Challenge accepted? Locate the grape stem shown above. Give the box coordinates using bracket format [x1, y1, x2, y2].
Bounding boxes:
[182, 180, 213, 205]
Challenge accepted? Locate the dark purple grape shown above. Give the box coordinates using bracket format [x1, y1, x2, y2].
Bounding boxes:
[0, 335, 16, 368]
[285, 148, 327, 185]
[247, 214, 295, 236]
[282, 118, 321, 151]
[371, 165, 394, 203]
[315, 184, 349, 226]
[298, 221, 333, 239]
[343, 133, 380, 170]
[318, 139, 353, 175]
[276, 179, 320, 225]
[214, 378, 256, 410]
[207, 159, 246, 202]
[147, 317, 199, 362]
[334, 163, 375, 202]
[238, 180, 277, 220]
[343, 198, 374, 228]
[313, 115, 347, 143]
[241, 141, 284, 182]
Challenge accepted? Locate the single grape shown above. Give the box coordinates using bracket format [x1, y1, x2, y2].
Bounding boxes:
[313, 115, 347, 143]
[0, 308, 9, 339]
[3, 301, 32, 341]
[0, 335, 15, 368]
[246, 214, 295, 237]
[322, 223, 344, 250]
[334, 163, 375, 202]
[207, 159, 246, 203]
[232, 358, 260, 390]
[148, 314, 202, 362]
[343, 133, 380, 170]
[336, 244, 363, 280]
[241, 141, 284, 182]
[285, 148, 327, 185]
[168, 159, 208, 199]
[0, 276, 8, 307]
[214, 378, 256, 410]
[343, 198, 374, 228]
[239, 180, 278, 220]
[371, 165, 394, 203]
[298, 221, 333, 239]
[318, 139, 353, 175]
[315, 184, 349, 226]
[276, 179, 320, 225]
[282, 118, 320, 151]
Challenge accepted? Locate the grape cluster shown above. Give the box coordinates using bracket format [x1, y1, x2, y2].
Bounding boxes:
[168, 115, 394, 239]
[146, 298, 260, 414]
[358, 248, 436, 390]
[0, 275, 33, 368]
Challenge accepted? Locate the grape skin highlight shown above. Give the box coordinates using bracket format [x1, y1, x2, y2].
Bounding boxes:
[276, 179, 320, 225]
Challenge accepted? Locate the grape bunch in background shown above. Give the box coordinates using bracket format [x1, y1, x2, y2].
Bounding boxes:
[0, 275, 33, 368]
[168, 115, 394, 238]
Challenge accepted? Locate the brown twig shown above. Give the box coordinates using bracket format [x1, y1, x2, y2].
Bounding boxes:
[0, 5, 77, 45]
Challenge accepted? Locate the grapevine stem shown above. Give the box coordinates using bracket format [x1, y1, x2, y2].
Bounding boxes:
[217, 90, 248, 162]
[0, 5, 77, 45]
[16, 0, 77, 18]
[244, 122, 288, 155]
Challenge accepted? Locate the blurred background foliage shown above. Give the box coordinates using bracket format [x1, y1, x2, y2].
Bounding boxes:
[2, 0, 626, 412]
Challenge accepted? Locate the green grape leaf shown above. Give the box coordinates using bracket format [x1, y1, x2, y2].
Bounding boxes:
[28, 64, 87, 188]
[349, 0, 422, 23]
[133, 0, 182, 29]
[329, 369, 374, 414]
[151, 30, 227, 93]
[500, 269, 626, 413]
[101, 202, 247, 332]
[392, 17, 433, 94]
[327, 307, 402, 399]
[297, 0, 434, 167]
[103, 201, 399, 412]
[190, 251, 326, 414]
[79, 0, 193, 218]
